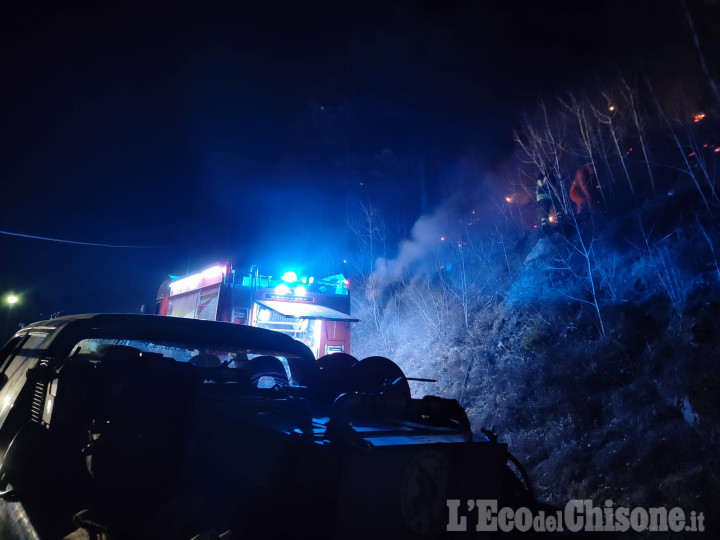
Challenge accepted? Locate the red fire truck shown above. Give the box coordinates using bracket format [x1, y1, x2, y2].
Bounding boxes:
[156, 263, 357, 358]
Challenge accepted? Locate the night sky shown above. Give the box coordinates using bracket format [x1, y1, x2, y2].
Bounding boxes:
[0, 0, 711, 329]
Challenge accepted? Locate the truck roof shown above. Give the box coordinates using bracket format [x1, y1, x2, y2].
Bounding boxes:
[18, 313, 317, 380]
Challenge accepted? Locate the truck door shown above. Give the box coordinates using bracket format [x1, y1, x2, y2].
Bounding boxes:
[320, 320, 350, 356]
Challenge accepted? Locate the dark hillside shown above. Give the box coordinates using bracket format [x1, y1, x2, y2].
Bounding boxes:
[349, 75, 720, 534]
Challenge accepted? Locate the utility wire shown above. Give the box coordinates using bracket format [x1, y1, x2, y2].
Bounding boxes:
[0, 229, 168, 248]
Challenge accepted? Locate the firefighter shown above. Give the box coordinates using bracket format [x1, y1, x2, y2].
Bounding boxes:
[536, 172, 555, 231]
[550, 173, 566, 223]
[570, 164, 595, 214]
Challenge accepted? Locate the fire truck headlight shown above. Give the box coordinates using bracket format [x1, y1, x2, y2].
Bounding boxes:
[275, 284, 290, 295]
[259, 308, 271, 321]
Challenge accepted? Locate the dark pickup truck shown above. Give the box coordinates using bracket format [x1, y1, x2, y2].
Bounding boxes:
[0, 314, 540, 539]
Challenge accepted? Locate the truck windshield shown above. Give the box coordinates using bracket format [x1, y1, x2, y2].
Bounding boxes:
[69, 338, 297, 386]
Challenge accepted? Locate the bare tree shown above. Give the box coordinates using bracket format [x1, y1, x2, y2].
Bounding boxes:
[619, 77, 657, 194]
[514, 101, 574, 218]
[645, 77, 713, 214]
[348, 200, 389, 276]
[661, 82, 719, 205]
[402, 269, 454, 342]
[695, 215, 720, 281]
[348, 201, 392, 335]
[440, 218, 492, 332]
[680, 0, 720, 107]
[559, 92, 607, 207]
[592, 90, 636, 195]
[514, 100, 570, 179]
[633, 222, 687, 315]
[544, 209, 607, 336]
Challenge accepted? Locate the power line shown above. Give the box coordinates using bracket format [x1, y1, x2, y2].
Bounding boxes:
[0, 229, 168, 249]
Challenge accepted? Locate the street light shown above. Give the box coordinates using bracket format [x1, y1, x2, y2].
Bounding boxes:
[4, 294, 19, 340]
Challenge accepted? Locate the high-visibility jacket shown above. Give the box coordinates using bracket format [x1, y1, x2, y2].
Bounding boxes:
[537, 180, 552, 202]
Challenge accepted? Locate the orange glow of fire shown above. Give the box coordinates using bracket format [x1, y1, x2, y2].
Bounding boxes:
[505, 196, 513, 203]
[549, 215, 556, 223]
[694, 113, 705, 123]
[609, 105, 615, 111]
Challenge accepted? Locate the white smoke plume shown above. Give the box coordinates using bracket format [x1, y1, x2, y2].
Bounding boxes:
[364, 156, 505, 300]
[367, 200, 455, 299]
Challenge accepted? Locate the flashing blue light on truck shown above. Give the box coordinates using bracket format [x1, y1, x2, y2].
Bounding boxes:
[281, 271, 298, 283]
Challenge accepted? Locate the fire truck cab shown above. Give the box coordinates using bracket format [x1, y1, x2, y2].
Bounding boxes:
[156, 264, 357, 358]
